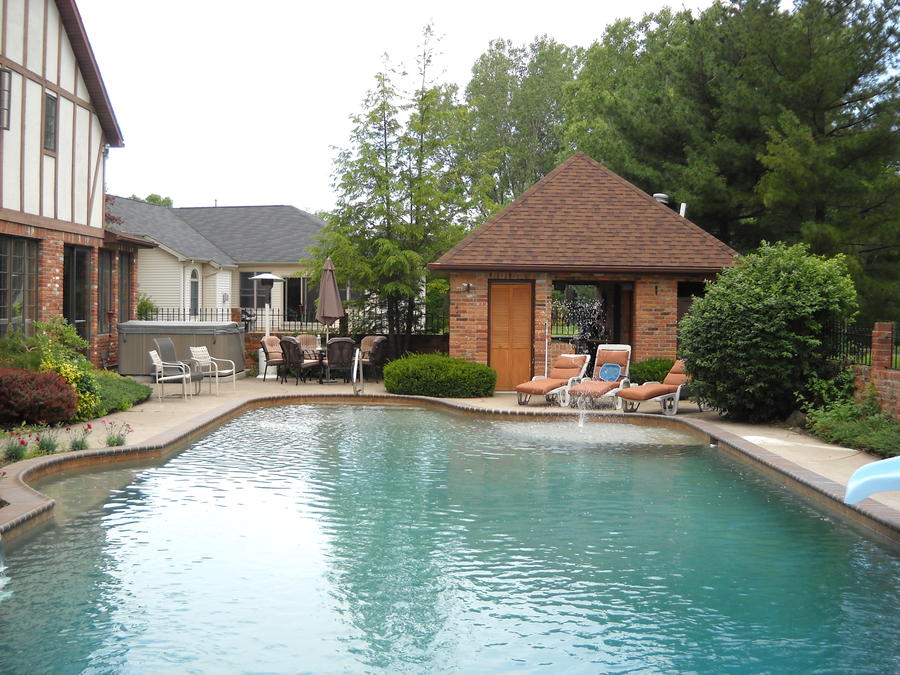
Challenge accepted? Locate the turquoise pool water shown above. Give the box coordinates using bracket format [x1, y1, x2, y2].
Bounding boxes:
[1, 405, 900, 672]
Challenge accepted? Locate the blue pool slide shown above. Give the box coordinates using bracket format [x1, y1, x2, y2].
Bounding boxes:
[844, 456, 900, 505]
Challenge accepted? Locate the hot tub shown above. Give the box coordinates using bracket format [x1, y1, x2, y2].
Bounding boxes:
[117, 321, 245, 376]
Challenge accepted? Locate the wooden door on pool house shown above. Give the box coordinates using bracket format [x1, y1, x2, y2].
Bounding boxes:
[489, 281, 534, 390]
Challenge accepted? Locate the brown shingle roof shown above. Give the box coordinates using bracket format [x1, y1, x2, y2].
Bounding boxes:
[429, 153, 735, 274]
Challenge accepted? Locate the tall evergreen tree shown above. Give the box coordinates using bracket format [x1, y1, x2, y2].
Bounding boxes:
[565, 0, 899, 320]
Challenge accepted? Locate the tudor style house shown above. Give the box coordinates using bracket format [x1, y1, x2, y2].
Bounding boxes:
[429, 153, 737, 391]
[0, 0, 140, 365]
[106, 197, 327, 324]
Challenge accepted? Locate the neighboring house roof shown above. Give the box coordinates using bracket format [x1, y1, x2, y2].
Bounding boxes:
[106, 197, 237, 267]
[106, 197, 326, 267]
[430, 153, 736, 274]
[173, 206, 325, 265]
[56, 0, 123, 146]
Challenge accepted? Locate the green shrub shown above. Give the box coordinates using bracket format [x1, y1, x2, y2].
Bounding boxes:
[628, 358, 674, 385]
[807, 388, 899, 457]
[384, 353, 496, 398]
[0, 367, 78, 426]
[95, 370, 152, 415]
[137, 293, 158, 320]
[679, 242, 857, 422]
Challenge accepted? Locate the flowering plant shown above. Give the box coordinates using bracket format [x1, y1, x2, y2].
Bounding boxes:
[2, 431, 28, 462]
[31, 421, 60, 455]
[64, 423, 92, 451]
[100, 419, 133, 447]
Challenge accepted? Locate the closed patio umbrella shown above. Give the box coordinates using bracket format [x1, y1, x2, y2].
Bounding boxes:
[316, 257, 345, 344]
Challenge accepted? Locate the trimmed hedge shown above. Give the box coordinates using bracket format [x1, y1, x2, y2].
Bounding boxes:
[628, 358, 675, 385]
[384, 354, 496, 398]
[95, 370, 152, 415]
[0, 367, 77, 426]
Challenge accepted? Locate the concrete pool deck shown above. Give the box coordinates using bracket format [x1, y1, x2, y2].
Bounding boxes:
[2, 374, 899, 542]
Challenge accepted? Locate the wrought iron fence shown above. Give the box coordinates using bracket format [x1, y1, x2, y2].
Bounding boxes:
[821, 321, 872, 365]
[140, 305, 449, 336]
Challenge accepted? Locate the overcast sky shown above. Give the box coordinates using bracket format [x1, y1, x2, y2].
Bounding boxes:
[77, 0, 714, 214]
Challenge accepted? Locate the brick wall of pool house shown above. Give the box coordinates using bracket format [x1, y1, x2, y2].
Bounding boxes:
[448, 271, 682, 377]
[854, 322, 899, 418]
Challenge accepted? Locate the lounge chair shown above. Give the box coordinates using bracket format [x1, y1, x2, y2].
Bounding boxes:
[189, 345, 237, 394]
[617, 359, 689, 416]
[259, 335, 285, 381]
[515, 353, 589, 405]
[561, 344, 631, 408]
[148, 349, 192, 400]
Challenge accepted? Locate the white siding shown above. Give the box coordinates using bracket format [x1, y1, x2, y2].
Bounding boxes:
[1, 72, 22, 211]
[5, 0, 23, 65]
[25, 0, 43, 74]
[57, 23, 76, 93]
[45, 3, 59, 84]
[72, 105, 89, 224]
[202, 267, 233, 309]
[22, 78, 41, 214]
[56, 95, 73, 220]
[87, 115, 103, 227]
[137, 248, 185, 308]
[0, 0, 110, 228]
[41, 153, 55, 216]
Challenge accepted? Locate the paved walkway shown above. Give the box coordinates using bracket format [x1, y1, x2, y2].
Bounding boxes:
[92, 374, 898, 512]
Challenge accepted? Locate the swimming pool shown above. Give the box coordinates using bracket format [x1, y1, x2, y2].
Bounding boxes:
[1, 404, 899, 672]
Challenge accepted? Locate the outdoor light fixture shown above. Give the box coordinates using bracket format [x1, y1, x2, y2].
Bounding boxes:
[0, 69, 11, 131]
[461, 282, 473, 293]
[249, 272, 284, 289]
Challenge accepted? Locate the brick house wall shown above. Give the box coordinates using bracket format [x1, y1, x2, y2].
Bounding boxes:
[2, 218, 139, 368]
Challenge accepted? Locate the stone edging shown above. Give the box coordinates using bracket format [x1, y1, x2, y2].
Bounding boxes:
[1, 393, 898, 544]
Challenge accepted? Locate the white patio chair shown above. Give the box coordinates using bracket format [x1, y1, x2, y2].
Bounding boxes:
[189, 345, 237, 394]
[148, 349, 192, 400]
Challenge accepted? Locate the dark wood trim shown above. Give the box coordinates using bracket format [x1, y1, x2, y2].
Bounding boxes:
[432, 263, 728, 275]
[69, 96, 76, 220]
[0, 207, 106, 238]
[87, 125, 101, 225]
[42, 0, 48, 81]
[18, 66, 26, 210]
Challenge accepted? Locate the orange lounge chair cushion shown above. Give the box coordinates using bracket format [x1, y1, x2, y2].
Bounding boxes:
[569, 380, 621, 398]
[547, 354, 587, 380]
[515, 378, 570, 396]
[662, 359, 688, 386]
[617, 383, 680, 401]
[592, 349, 629, 377]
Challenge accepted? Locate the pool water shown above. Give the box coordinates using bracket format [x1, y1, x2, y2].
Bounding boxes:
[1, 405, 900, 672]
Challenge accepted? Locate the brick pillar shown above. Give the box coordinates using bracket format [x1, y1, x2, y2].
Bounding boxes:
[533, 275, 552, 376]
[871, 322, 893, 370]
[632, 278, 678, 361]
[448, 272, 488, 363]
[38, 236, 64, 320]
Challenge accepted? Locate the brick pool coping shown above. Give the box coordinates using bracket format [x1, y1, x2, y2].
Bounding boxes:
[1, 392, 899, 545]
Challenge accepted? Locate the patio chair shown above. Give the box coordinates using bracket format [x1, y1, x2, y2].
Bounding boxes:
[561, 344, 632, 408]
[359, 335, 388, 382]
[148, 349, 192, 400]
[279, 336, 320, 385]
[154, 336, 185, 367]
[189, 345, 237, 395]
[616, 359, 689, 416]
[259, 335, 285, 382]
[515, 353, 589, 405]
[322, 337, 356, 383]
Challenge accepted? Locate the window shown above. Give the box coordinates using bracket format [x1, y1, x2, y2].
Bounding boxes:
[239, 271, 272, 309]
[43, 93, 57, 152]
[63, 245, 91, 340]
[118, 252, 132, 322]
[0, 235, 38, 337]
[0, 69, 11, 131]
[98, 250, 113, 333]
[189, 269, 200, 317]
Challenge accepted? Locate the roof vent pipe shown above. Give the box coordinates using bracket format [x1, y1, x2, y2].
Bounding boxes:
[679, 202, 687, 217]
[652, 193, 670, 205]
